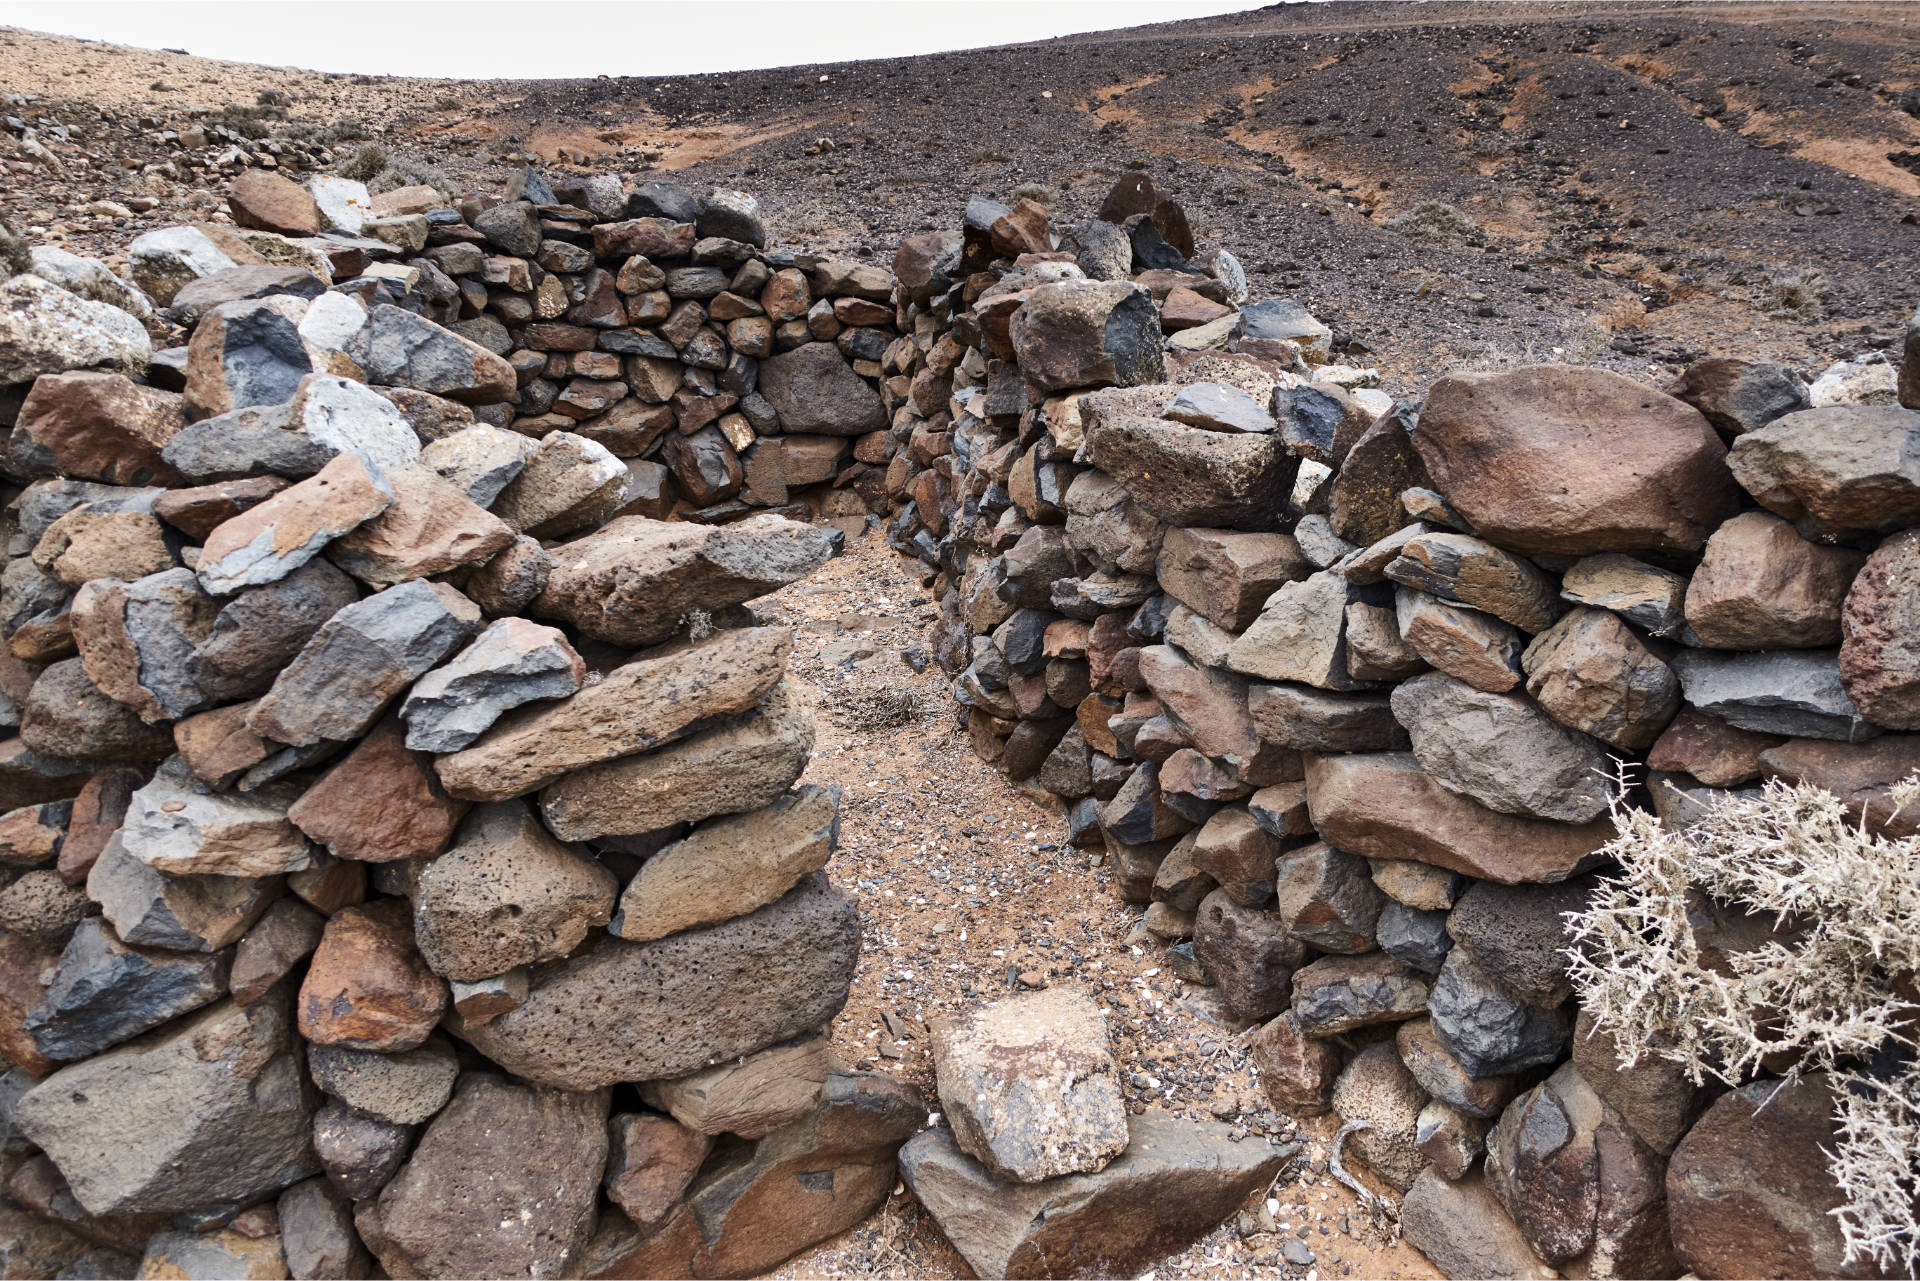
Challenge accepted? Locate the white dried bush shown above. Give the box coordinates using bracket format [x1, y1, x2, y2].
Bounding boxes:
[1565, 773, 1920, 1277]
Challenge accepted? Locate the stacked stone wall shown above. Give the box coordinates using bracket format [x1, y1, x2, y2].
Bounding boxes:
[882, 174, 1920, 1280]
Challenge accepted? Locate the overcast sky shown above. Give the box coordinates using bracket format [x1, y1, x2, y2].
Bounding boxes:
[0, 1, 1276, 79]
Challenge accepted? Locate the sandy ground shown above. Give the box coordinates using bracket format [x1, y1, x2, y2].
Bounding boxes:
[750, 528, 1442, 1281]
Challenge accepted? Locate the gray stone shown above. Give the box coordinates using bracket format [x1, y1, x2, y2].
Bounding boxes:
[758, 343, 886, 436]
[412, 801, 617, 983]
[1247, 682, 1405, 752]
[14, 994, 315, 1216]
[343, 304, 515, 405]
[1726, 403, 1920, 536]
[1272, 383, 1372, 467]
[120, 756, 310, 877]
[1667, 356, 1810, 437]
[87, 832, 278, 952]
[642, 1029, 831, 1139]
[1228, 570, 1372, 689]
[308, 1034, 458, 1126]
[19, 659, 173, 763]
[489, 431, 629, 540]
[1401, 1168, 1554, 1281]
[1165, 382, 1274, 434]
[1427, 948, 1571, 1079]
[1242, 298, 1332, 360]
[1377, 899, 1452, 973]
[1384, 532, 1562, 633]
[196, 452, 395, 596]
[70, 568, 219, 725]
[1672, 647, 1875, 742]
[249, 580, 480, 747]
[1290, 952, 1430, 1034]
[160, 400, 333, 482]
[931, 987, 1127, 1184]
[1391, 672, 1613, 823]
[278, 1177, 371, 1280]
[1085, 415, 1294, 530]
[1274, 841, 1382, 953]
[1331, 1041, 1428, 1190]
[23, 917, 225, 1061]
[0, 275, 150, 386]
[398, 617, 584, 752]
[419, 423, 535, 508]
[455, 873, 859, 1089]
[898, 1112, 1285, 1281]
[1191, 889, 1303, 1020]
[188, 559, 360, 704]
[1010, 280, 1164, 392]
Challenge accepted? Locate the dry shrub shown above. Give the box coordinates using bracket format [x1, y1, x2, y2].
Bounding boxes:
[1566, 775, 1920, 1276]
[1385, 199, 1479, 243]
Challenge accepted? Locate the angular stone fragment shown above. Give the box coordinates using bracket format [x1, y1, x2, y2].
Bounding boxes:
[899, 1112, 1283, 1281]
[490, 431, 629, 540]
[1395, 588, 1524, 692]
[1839, 527, 1920, 729]
[1672, 648, 1874, 742]
[1522, 607, 1679, 751]
[1397, 1017, 1516, 1120]
[120, 756, 309, 876]
[0, 799, 68, 869]
[611, 784, 836, 943]
[88, 830, 278, 952]
[0, 274, 151, 385]
[1274, 841, 1383, 953]
[436, 627, 789, 801]
[279, 1177, 371, 1281]
[1448, 878, 1593, 1009]
[1559, 552, 1689, 638]
[758, 342, 887, 435]
[1290, 952, 1430, 1034]
[283, 716, 465, 866]
[1248, 682, 1405, 753]
[1328, 401, 1432, 546]
[604, 1113, 712, 1230]
[588, 1071, 920, 1280]
[249, 580, 480, 747]
[184, 296, 319, 419]
[71, 567, 222, 725]
[419, 423, 535, 508]
[308, 1034, 458, 1127]
[1085, 415, 1293, 529]
[464, 535, 551, 618]
[325, 464, 513, 588]
[1401, 1168, 1556, 1281]
[1304, 753, 1611, 885]
[1667, 356, 1810, 437]
[230, 897, 324, 1005]
[137, 1228, 287, 1279]
[1570, 1009, 1706, 1156]
[197, 452, 394, 596]
[1009, 280, 1164, 392]
[344, 304, 515, 405]
[1250, 1010, 1341, 1115]
[1385, 532, 1562, 633]
[1156, 527, 1309, 631]
[23, 916, 225, 1061]
[1417, 1099, 1488, 1180]
[1391, 672, 1612, 823]
[397, 617, 582, 753]
[357, 1074, 607, 1281]
[1188, 806, 1280, 906]
[411, 801, 615, 982]
[1165, 382, 1273, 434]
[533, 514, 834, 647]
[932, 987, 1127, 1185]
[1229, 570, 1371, 689]
[538, 679, 816, 841]
[18, 371, 187, 487]
[15, 995, 315, 1216]
[1136, 644, 1256, 760]
[298, 900, 446, 1053]
[188, 559, 359, 704]
[645, 1029, 831, 1139]
[1725, 404, 1920, 536]
[1686, 511, 1865, 649]
[1415, 366, 1739, 555]
[1645, 705, 1783, 786]
[1191, 889, 1303, 1020]
[456, 873, 859, 1089]
[1427, 948, 1570, 1079]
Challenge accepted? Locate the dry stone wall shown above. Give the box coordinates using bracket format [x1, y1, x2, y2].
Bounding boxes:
[0, 171, 926, 1279]
[881, 173, 1920, 1281]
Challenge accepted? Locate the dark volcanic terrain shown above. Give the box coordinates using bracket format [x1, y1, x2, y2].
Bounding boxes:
[6, 2, 1920, 389]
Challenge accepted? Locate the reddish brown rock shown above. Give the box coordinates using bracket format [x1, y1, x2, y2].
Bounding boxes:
[604, 1113, 713, 1230]
[1759, 734, 1920, 838]
[288, 716, 468, 863]
[1839, 527, 1920, 729]
[152, 477, 292, 541]
[197, 452, 395, 596]
[326, 465, 516, 589]
[230, 897, 327, 1004]
[1303, 752, 1612, 885]
[0, 930, 60, 1075]
[1666, 1074, 1876, 1280]
[18, 372, 188, 487]
[1192, 889, 1304, 1021]
[298, 900, 447, 1052]
[1414, 366, 1740, 556]
[1250, 1010, 1342, 1115]
[229, 170, 322, 236]
[1646, 707, 1785, 787]
[1523, 607, 1680, 751]
[1685, 511, 1866, 649]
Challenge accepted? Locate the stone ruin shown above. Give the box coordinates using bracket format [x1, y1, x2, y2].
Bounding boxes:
[0, 156, 1913, 1281]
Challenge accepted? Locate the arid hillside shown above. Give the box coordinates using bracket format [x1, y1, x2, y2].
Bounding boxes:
[5, 2, 1919, 384]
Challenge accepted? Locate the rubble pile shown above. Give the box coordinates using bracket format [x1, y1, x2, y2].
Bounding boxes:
[883, 171, 1920, 1280]
[0, 173, 923, 1280]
